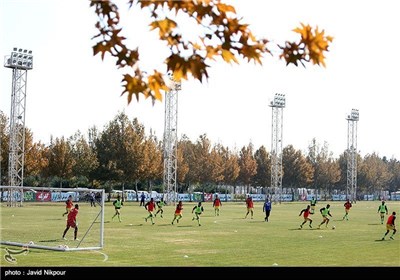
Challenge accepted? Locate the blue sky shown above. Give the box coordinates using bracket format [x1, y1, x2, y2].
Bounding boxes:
[1, 0, 399, 160]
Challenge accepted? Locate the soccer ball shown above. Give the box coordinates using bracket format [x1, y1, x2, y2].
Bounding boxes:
[332, 225, 336, 230]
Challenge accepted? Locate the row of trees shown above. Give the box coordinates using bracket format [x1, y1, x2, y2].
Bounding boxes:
[1, 110, 399, 196]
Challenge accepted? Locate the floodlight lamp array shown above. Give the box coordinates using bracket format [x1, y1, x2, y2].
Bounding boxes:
[174, 81, 182, 91]
[7, 47, 33, 69]
[350, 109, 359, 121]
[272, 93, 286, 107]
[347, 108, 359, 121]
[167, 71, 181, 91]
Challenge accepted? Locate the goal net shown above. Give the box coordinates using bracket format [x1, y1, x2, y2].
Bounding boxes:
[0, 186, 104, 252]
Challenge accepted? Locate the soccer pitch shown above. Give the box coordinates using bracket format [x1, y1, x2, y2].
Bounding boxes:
[1, 200, 399, 267]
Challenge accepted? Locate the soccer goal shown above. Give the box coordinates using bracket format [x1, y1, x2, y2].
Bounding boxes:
[0, 186, 104, 252]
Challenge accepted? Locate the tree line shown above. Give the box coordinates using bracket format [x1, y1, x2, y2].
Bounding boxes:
[1, 110, 399, 197]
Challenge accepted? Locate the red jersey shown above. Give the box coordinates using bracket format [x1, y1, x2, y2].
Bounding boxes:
[67, 208, 78, 222]
[67, 208, 78, 227]
[66, 199, 73, 209]
[213, 198, 222, 207]
[344, 201, 352, 210]
[387, 214, 396, 225]
[175, 203, 183, 214]
[146, 201, 156, 211]
[300, 208, 311, 218]
[246, 198, 254, 208]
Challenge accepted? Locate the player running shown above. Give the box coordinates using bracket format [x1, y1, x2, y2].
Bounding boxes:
[192, 202, 204, 226]
[318, 204, 332, 229]
[299, 205, 313, 229]
[171, 201, 183, 225]
[145, 198, 156, 225]
[342, 199, 352, 221]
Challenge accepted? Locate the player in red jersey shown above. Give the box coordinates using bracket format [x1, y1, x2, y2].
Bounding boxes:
[171, 201, 183, 225]
[62, 204, 79, 241]
[145, 197, 156, 225]
[213, 194, 222, 216]
[62, 195, 73, 217]
[244, 195, 254, 219]
[342, 199, 352, 221]
[299, 205, 313, 229]
[382, 212, 396, 240]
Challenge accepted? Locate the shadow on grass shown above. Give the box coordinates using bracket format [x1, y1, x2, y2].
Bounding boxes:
[374, 239, 386, 242]
[174, 225, 193, 228]
[125, 223, 175, 227]
[202, 215, 219, 218]
[368, 223, 383, 226]
[125, 223, 144, 227]
[289, 227, 316, 231]
[38, 239, 62, 242]
[248, 220, 266, 223]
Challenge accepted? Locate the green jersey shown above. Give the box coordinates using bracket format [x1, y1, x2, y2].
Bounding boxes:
[378, 204, 387, 213]
[157, 200, 165, 208]
[113, 199, 122, 208]
[193, 205, 203, 214]
[310, 198, 317, 206]
[321, 207, 330, 216]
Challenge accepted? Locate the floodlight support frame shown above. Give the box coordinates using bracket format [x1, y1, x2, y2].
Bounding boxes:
[269, 93, 285, 204]
[163, 75, 181, 205]
[346, 109, 359, 203]
[3, 48, 33, 207]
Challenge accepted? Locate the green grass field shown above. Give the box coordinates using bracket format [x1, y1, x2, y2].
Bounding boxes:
[1, 200, 399, 267]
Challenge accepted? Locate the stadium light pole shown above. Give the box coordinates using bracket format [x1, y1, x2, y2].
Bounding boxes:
[269, 93, 285, 204]
[163, 72, 181, 205]
[4, 47, 33, 207]
[346, 108, 359, 204]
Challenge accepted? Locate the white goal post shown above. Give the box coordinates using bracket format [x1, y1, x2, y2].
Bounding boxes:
[0, 186, 105, 252]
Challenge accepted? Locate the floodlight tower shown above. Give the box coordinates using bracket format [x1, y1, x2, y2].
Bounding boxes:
[163, 73, 181, 205]
[3, 47, 33, 207]
[346, 108, 359, 203]
[269, 93, 285, 203]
